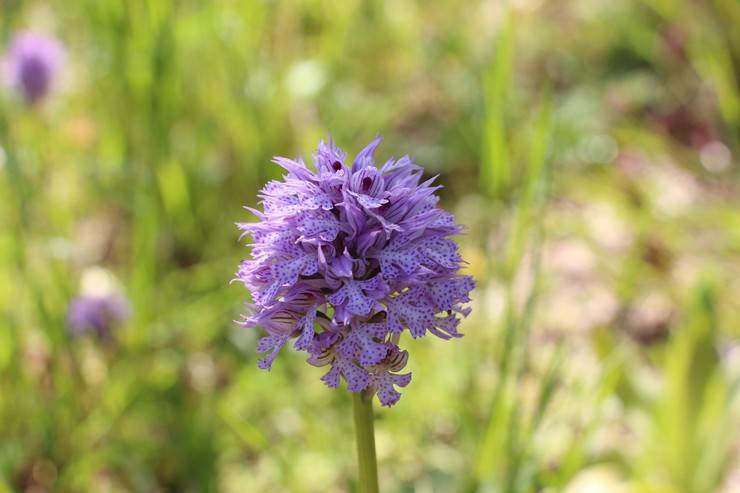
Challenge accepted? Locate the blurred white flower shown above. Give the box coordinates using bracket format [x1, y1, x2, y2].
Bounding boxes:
[285, 59, 326, 99]
[700, 140, 732, 173]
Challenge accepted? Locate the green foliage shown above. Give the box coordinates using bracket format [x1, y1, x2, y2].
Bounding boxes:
[635, 283, 737, 493]
[0, 1, 739, 492]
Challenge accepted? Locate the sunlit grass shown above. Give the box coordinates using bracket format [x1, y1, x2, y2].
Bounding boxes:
[1, 0, 739, 492]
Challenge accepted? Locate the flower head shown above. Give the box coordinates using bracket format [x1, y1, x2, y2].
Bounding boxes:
[235, 136, 474, 406]
[67, 293, 129, 340]
[2, 31, 65, 104]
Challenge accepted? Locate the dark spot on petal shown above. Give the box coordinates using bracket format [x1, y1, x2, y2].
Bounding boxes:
[332, 161, 342, 171]
[361, 176, 373, 191]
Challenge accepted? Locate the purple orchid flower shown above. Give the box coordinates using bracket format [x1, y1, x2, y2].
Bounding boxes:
[67, 293, 129, 340]
[235, 136, 474, 406]
[2, 31, 65, 104]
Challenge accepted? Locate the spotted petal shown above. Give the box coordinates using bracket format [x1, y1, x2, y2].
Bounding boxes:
[321, 354, 370, 392]
[337, 323, 389, 366]
[256, 334, 289, 370]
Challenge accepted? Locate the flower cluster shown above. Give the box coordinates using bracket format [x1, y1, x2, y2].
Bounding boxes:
[2, 31, 65, 104]
[67, 294, 129, 340]
[235, 137, 474, 406]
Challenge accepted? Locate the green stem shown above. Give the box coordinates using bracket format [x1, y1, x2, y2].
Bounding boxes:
[352, 390, 379, 493]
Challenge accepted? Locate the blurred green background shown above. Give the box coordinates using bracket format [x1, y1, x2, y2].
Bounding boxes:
[1, 0, 739, 492]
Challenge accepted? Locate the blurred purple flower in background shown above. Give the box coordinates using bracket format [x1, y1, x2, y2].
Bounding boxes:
[235, 136, 474, 406]
[2, 30, 65, 104]
[67, 294, 129, 340]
